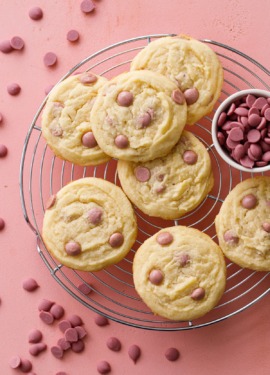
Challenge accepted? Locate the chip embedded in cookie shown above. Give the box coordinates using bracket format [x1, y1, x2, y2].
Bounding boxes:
[215, 176, 270, 271]
[91, 70, 187, 162]
[131, 34, 223, 125]
[133, 226, 226, 321]
[42, 177, 137, 271]
[117, 130, 214, 219]
[41, 72, 110, 166]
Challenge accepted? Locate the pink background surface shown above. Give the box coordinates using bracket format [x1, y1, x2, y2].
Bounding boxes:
[0, 1, 269, 374]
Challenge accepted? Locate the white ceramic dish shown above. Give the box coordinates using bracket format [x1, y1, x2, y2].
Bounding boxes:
[212, 89, 270, 173]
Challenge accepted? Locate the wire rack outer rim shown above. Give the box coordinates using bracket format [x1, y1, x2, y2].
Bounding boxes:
[19, 34, 270, 331]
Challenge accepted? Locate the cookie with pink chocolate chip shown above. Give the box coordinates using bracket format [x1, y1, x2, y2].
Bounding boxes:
[91, 70, 187, 162]
[41, 72, 110, 166]
[215, 176, 270, 271]
[133, 226, 226, 321]
[117, 130, 214, 219]
[131, 34, 223, 125]
[42, 178, 137, 271]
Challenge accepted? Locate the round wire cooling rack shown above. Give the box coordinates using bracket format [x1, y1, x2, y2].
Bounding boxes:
[20, 34, 270, 331]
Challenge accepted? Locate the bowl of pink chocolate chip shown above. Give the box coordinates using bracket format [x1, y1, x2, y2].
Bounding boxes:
[212, 89, 270, 172]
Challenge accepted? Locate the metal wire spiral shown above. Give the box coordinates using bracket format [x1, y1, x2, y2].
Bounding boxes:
[20, 34, 270, 330]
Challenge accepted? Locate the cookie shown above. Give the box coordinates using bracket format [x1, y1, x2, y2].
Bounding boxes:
[215, 176, 270, 271]
[90, 70, 187, 162]
[41, 72, 110, 166]
[133, 226, 226, 321]
[117, 130, 214, 219]
[42, 177, 137, 271]
[131, 34, 223, 125]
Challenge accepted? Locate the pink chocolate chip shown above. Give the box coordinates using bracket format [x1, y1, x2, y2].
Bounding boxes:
[191, 287, 205, 300]
[0, 40, 13, 53]
[65, 328, 79, 343]
[82, 132, 97, 148]
[57, 337, 71, 351]
[262, 151, 270, 162]
[7, 83, 21, 95]
[80, 0, 96, 13]
[94, 314, 109, 327]
[117, 91, 133, 106]
[253, 97, 268, 109]
[39, 311, 54, 325]
[249, 144, 262, 160]
[239, 155, 254, 169]
[0, 217, 5, 231]
[109, 232, 124, 248]
[0, 112, 3, 123]
[128, 344, 141, 363]
[44, 52, 57, 67]
[87, 207, 103, 225]
[184, 87, 199, 105]
[10, 36, 24, 50]
[183, 150, 198, 165]
[58, 319, 72, 333]
[29, 6, 43, 20]
[247, 129, 261, 143]
[71, 339, 85, 353]
[114, 134, 129, 148]
[51, 346, 64, 359]
[223, 230, 239, 245]
[134, 166, 150, 182]
[0, 144, 8, 157]
[46, 194, 56, 209]
[106, 337, 121, 352]
[68, 314, 83, 327]
[28, 329, 43, 343]
[156, 232, 173, 245]
[137, 112, 152, 128]
[233, 144, 245, 162]
[80, 72, 97, 84]
[248, 113, 261, 127]
[241, 194, 257, 209]
[165, 347, 180, 362]
[29, 343, 47, 356]
[264, 108, 270, 121]
[65, 241, 81, 256]
[149, 269, 164, 285]
[175, 253, 190, 267]
[75, 326, 87, 339]
[50, 304, 65, 320]
[246, 94, 256, 107]
[38, 298, 54, 312]
[171, 89, 185, 104]
[78, 282, 92, 295]
[217, 112, 227, 127]
[229, 127, 244, 142]
[20, 358, 33, 373]
[97, 360, 111, 374]
[67, 29, 80, 42]
[22, 278, 39, 292]
[56, 372, 68, 375]
[9, 355, 21, 369]
[262, 222, 270, 232]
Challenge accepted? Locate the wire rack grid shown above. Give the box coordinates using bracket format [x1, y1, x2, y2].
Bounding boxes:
[20, 34, 270, 331]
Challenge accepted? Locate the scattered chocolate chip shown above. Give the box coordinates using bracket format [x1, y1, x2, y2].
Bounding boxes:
[80, 0, 96, 13]
[68, 314, 83, 327]
[20, 358, 33, 373]
[71, 339, 85, 353]
[29, 343, 47, 356]
[0, 144, 8, 157]
[44, 52, 57, 67]
[22, 277, 39, 292]
[165, 347, 180, 361]
[28, 329, 43, 343]
[38, 298, 54, 312]
[65, 328, 79, 343]
[67, 29, 80, 42]
[78, 282, 92, 295]
[55, 372, 68, 375]
[106, 337, 121, 352]
[50, 304, 65, 320]
[10, 36, 24, 50]
[0, 40, 13, 53]
[58, 319, 72, 333]
[29, 6, 43, 20]
[128, 344, 141, 363]
[97, 360, 111, 374]
[57, 337, 71, 351]
[9, 355, 21, 369]
[94, 314, 109, 327]
[75, 326, 87, 339]
[7, 83, 21, 95]
[39, 310, 54, 325]
[51, 346, 64, 359]
[0, 217, 5, 231]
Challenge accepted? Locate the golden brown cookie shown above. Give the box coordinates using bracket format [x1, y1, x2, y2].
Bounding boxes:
[131, 34, 223, 125]
[42, 177, 137, 271]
